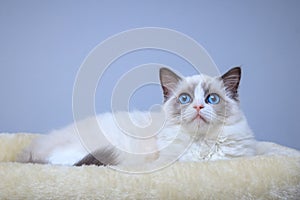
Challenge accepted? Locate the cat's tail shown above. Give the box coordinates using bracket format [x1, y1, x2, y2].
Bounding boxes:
[74, 147, 119, 167]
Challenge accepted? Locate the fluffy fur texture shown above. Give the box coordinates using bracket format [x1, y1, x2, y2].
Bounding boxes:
[160, 67, 255, 161]
[1, 133, 300, 199]
[17, 67, 257, 170]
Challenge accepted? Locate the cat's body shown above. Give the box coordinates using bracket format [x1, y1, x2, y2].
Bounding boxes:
[17, 67, 257, 169]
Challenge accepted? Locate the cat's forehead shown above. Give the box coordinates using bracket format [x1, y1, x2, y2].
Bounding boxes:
[185, 74, 211, 84]
[175, 74, 223, 94]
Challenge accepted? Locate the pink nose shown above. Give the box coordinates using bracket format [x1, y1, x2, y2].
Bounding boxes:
[193, 105, 204, 112]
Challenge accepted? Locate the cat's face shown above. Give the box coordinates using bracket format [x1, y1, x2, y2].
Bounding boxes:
[160, 67, 243, 135]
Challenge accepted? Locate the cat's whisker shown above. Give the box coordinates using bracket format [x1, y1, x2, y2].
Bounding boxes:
[202, 110, 225, 122]
[180, 112, 197, 122]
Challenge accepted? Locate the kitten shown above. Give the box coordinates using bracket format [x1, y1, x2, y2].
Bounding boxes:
[17, 67, 257, 169]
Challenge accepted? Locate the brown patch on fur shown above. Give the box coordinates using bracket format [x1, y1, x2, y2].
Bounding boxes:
[74, 147, 119, 166]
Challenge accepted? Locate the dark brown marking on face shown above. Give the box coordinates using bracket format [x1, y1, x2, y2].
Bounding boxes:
[201, 82, 210, 97]
[161, 67, 244, 131]
[187, 82, 198, 100]
[176, 80, 198, 102]
[200, 79, 234, 124]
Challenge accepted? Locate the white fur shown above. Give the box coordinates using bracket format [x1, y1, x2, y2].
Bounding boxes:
[17, 68, 257, 169]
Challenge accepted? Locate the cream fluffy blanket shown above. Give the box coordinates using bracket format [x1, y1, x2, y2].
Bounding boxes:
[0, 133, 299, 199]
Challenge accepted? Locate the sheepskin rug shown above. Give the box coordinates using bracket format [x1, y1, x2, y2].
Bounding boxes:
[0, 133, 299, 199]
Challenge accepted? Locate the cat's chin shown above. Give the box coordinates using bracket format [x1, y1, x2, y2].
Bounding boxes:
[180, 125, 211, 138]
[181, 118, 211, 135]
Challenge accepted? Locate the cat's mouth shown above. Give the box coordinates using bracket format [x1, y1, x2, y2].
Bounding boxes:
[192, 114, 208, 124]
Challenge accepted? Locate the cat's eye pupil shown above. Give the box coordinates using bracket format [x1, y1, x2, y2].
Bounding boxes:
[206, 93, 220, 104]
[178, 94, 191, 104]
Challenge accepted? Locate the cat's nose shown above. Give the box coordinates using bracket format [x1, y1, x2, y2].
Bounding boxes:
[193, 105, 204, 112]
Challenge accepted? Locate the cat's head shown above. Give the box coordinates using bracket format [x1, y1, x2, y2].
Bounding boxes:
[159, 67, 243, 134]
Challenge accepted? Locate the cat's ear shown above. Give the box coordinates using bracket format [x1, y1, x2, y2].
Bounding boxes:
[221, 67, 241, 100]
[159, 68, 182, 102]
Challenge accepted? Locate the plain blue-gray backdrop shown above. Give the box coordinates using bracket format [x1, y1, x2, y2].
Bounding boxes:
[1, 0, 299, 150]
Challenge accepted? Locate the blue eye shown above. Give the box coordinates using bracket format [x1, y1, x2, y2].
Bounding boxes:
[178, 93, 192, 104]
[206, 93, 220, 104]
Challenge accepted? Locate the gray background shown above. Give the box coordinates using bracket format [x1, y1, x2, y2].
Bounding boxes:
[1, 0, 299, 150]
